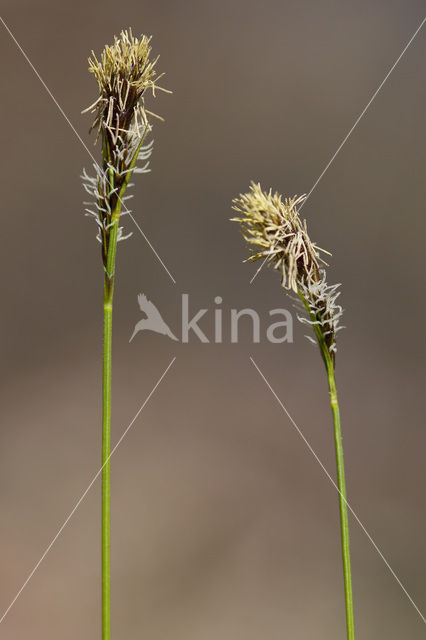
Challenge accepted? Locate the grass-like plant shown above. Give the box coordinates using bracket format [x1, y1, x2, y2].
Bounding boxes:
[232, 182, 354, 639]
[81, 29, 166, 640]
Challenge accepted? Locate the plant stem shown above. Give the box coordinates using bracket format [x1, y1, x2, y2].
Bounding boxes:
[102, 274, 114, 640]
[298, 290, 355, 638]
[102, 207, 119, 640]
[100, 130, 135, 638]
[325, 358, 355, 640]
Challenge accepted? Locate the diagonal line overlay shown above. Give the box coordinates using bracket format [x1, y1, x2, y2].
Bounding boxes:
[250, 356, 426, 624]
[249, 15, 426, 284]
[0, 357, 176, 625]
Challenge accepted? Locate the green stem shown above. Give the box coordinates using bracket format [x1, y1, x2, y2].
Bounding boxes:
[325, 359, 355, 640]
[102, 274, 114, 640]
[298, 289, 355, 639]
[99, 126, 147, 640]
[102, 201, 121, 640]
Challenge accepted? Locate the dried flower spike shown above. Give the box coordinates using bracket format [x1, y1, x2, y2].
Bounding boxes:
[232, 182, 324, 291]
[82, 29, 166, 279]
[232, 181, 343, 361]
[85, 28, 165, 142]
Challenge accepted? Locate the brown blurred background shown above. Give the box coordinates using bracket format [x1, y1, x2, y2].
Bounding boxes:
[0, 1, 425, 638]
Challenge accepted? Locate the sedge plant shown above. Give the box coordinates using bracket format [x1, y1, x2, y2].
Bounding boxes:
[81, 29, 167, 640]
[232, 182, 354, 639]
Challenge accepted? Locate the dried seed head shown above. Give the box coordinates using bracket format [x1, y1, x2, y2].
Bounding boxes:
[82, 30, 169, 273]
[84, 29, 165, 143]
[232, 182, 343, 360]
[232, 182, 327, 292]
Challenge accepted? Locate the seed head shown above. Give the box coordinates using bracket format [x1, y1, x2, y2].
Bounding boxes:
[232, 182, 343, 360]
[82, 30, 168, 273]
[84, 28, 165, 144]
[232, 182, 328, 292]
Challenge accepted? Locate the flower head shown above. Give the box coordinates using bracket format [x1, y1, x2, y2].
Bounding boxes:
[232, 182, 327, 292]
[232, 182, 343, 360]
[82, 30, 168, 275]
[84, 28, 165, 144]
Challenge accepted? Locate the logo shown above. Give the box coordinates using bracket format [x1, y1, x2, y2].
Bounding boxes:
[129, 294, 179, 342]
[130, 293, 294, 343]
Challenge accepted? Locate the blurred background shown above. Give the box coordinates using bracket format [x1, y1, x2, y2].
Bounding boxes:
[0, 1, 425, 638]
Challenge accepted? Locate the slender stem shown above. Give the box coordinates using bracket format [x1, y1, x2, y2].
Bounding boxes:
[298, 289, 355, 638]
[325, 359, 355, 640]
[102, 275, 114, 640]
[102, 196, 119, 640]
[99, 125, 146, 640]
